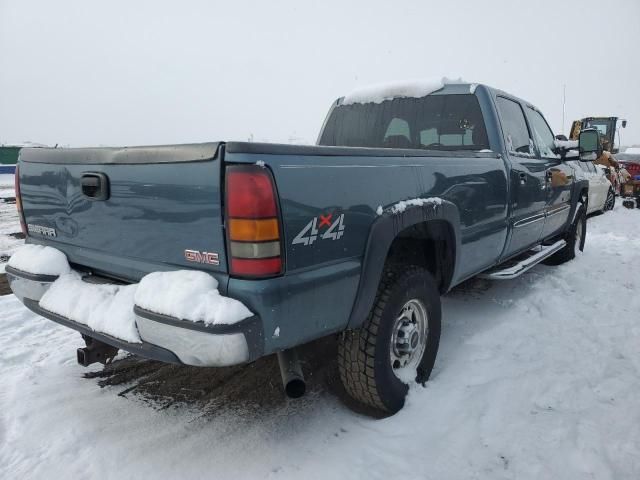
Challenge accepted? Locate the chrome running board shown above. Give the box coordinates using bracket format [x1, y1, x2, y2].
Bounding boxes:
[479, 240, 567, 280]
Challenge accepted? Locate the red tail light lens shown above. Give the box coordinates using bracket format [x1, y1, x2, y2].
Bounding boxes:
[227, 170, 277, 218]
[230, 257, 282, 276]
[225, 165, 282, 278]
[14, 165, 27, 236]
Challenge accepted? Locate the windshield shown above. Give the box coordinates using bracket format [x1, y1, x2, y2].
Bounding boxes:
[318, 94, 489, 151]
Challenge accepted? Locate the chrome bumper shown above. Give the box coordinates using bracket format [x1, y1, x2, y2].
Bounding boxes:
[5, 266, 262, 367]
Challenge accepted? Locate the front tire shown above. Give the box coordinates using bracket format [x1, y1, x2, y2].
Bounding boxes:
[604, 189, 615, 211]
[338, 265, 441, 415]
[544, 202, 587, 266]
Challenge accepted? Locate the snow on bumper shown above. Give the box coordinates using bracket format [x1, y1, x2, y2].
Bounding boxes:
[6, 247, 258, 367]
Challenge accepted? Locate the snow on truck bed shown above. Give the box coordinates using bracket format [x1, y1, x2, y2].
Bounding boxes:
[7, 245, 252, 342]
[1, 206, 640, 479]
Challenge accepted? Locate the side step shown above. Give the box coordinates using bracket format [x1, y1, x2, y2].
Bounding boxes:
[479, 240, 566, 280]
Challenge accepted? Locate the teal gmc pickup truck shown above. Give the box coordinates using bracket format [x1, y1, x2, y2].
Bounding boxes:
[7, 81, 601, 415]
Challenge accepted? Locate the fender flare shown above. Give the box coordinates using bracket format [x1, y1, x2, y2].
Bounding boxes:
[346, 200, 461, 329]
[569, 179, 590, 224]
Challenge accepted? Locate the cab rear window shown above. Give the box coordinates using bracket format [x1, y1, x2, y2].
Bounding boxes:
[319, 94, 489, 151]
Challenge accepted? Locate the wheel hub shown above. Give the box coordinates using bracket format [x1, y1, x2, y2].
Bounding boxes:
[390, 299, 428, 377]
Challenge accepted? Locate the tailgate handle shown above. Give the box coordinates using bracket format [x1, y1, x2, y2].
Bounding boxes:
[81, 173, 109, 201]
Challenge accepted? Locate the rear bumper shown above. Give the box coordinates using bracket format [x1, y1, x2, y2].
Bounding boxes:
[6, 265, 262, 367]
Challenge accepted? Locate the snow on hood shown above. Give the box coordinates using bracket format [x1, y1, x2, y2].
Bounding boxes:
[625, 147, 640, 154]
[341, 77, 466, 105]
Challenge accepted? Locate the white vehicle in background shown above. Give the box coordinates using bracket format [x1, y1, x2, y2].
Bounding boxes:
[594, 165, 616, 211]
[555, 137, 615, 213]
[574, 162, 615, 214]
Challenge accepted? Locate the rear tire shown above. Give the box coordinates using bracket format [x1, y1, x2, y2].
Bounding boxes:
[544, 202, 587, 266]
[338, 265, 441, 415]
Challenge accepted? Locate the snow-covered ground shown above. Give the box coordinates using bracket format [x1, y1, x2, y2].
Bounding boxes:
[1, 206, 639, 479]
[0, 173, 22, 273]
[0, 174, 15, 188]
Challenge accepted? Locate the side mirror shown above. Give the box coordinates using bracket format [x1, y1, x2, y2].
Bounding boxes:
[622, 120, 627, 128]
[579, 128, 601, 161]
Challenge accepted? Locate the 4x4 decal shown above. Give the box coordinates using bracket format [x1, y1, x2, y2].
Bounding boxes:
[292, 213, 345, 246]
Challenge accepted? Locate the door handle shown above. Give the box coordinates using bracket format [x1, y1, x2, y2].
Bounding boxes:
[519, 172, 527, 185]
[81, 173, 110, 201]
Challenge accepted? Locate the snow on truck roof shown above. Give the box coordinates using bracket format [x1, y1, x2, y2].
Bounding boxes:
[341, 77, 476, 105]
[0, 141, 49, 148]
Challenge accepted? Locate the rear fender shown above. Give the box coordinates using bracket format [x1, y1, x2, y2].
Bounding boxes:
[347, 200, 461, 329]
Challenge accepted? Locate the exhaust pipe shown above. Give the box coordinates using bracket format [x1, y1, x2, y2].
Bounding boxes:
[277, 348, 306, 399]
[77, 340, 119, 367]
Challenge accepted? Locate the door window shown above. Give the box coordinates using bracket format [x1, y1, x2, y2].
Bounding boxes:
[527, 108, 559, 159]
[496, 97, 533, 155]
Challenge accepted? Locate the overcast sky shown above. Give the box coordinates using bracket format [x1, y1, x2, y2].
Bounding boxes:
[1, 0, 639, 147]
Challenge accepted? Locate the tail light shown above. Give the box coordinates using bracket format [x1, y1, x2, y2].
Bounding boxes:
[225, 165, 283, 277]
[14, 165, 27, 236]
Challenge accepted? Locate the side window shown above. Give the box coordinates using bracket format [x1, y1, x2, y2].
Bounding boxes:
[495, 97, 533, 155]
[527, 108, 559, 158]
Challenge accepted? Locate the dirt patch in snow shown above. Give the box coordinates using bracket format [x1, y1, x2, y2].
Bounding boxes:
[83, 335, 383, 419]
[0, 274, 10, 296]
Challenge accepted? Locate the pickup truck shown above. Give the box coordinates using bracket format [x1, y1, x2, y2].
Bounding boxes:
[7, 81, 600, 415]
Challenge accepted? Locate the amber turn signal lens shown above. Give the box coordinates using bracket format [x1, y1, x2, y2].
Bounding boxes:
[229, 218, 279, 242]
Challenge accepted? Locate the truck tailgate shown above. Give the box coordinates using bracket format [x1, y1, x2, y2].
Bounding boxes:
[17, 143, 227, 281]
